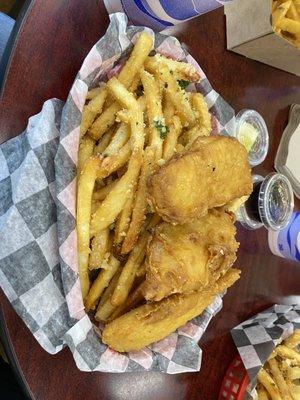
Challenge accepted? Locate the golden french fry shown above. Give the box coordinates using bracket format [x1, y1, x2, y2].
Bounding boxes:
[86, 86, 103, 100]
[91, 148, 143, 235]
[102, 269, 240, 352]
[136, 262, 146, 278]
[121, 146, 156, 254]
[268, 358, 293, 400]
[287, 2, 300, 21]
[111, 231, 148, 306]
[98, 141, 131, 180]
[258, 368, 281, 400]
[257, 384, 270, 400]
[140, 69, 165, 159]
[98, 268, 122, 309]
[277, 17, 300, 33]
[288, 366, 300, 381]
[113, 178, 137, 250]
[163, 91, 175, 126]
[77, 135, 95, 176]
[108, 281, 146, 322]
[156, 64, 195, 127]
[77, 156, 101, 298]
[191, 92, 212, 135]
[89, 228, 110, 270]
[81, 85, 107, 137]
[91, 200, 101, 214]
[92, 179, 119, 202]
[272, 1, 292, 25]
[118, 32, 154, 88]
[89, 33, 153, 140]
[85, 255, 120, 311]
[289, 384, 300, 400]
[276, 345, 300, 365]
[163, 115, 182, 161]
[90, 78, 146, 235]
[93, 126, 115, 155]
[89, 102, 120, 141]
[284, 330, 300, 348]
[145, 54, 200, 82]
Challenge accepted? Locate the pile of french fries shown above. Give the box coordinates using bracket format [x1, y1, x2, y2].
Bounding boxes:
[272, 0, 300, 48]
[76, 32, 211, 323]
[257, 330, 300, 400]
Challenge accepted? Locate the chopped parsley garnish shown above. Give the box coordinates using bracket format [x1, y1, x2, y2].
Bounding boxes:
[177, 79, 189, 90]
[153, 117, 169, 139]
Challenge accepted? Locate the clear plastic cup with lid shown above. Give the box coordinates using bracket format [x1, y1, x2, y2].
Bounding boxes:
[235, 109, 269, 167]
[237, 173, 294, 231]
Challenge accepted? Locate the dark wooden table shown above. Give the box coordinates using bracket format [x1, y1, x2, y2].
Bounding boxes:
[1, 1, 300, 399]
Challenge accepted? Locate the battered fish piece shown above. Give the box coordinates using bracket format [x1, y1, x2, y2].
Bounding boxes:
[102, 268, 240, 352]
[143, 209, 239, 301]
[147, 135, 252, 224]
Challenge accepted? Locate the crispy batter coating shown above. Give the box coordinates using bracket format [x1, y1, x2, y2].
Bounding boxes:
[102, 269, 240, 352]
[147, 136, 252, 224]
[143, 209, 239, 301]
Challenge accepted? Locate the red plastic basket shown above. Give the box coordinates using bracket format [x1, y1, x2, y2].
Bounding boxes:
[218, 355, 249, 400]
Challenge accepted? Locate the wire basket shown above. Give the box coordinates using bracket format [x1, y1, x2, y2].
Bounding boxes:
[218, 355, 249, 400]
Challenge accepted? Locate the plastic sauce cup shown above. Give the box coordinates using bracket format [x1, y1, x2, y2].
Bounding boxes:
[237, 173, 294, 231]
[235, 109, 269, 167]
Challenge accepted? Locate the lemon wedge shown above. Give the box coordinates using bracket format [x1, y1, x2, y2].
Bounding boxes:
[238, 121, 259, 153]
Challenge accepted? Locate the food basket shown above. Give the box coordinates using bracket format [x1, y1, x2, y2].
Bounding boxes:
[219, 355, 249, 400]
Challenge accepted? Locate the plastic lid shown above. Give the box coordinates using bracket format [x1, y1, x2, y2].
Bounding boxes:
[235, 109, 269, 167]
[237, 175, 264, 230]
[258, 173, 294, 231]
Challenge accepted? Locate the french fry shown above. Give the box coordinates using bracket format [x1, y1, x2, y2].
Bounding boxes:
[89, 228, 110, 270]
[288, 366, 300, 381]
[81, 85, 107, 138]
[136, 262, 146, 278]
[89, 102, 120, 141]
[272, 1, 292, 25]
[121, 146, 156, 254]
[145, 54, 200, 82]
[276, 17, 300, 33]
[163, 91, 175, 125]
[108, 281, 146, 322]
[93, 125, 116, 155]
[91, 149, 142, 235]
[258, 368, 281, 400]
[118, 32, 153, 88]
[287, 2, 300, 21]
[191, 92, 212, 135]
[77, 156, 101, 298]
[163, 115, 182, 161]
[98, 268, 122, 309]
[90, 78, 145, 234]
[284, 330, 300, 348]
[289, 384, 300, 400]
[97, 141, 131, 179]
[89, 33, 153, 140]
[111, 231, 148, 306]
[104, 123, 130, 156]
[77, 135, 95, 176]
[86, 86, 103, 100]
[257, 384, 270, 400]
[140, 69, 164, 159]
[113, 178, 137, 250]
[268, 358, 293, 400]
[91, 200, 101, 214]
[276, 345, 300, 365]
[156, 64, 195, 127]
[92, 179, 119, 202]
[85, 255, 120, 311]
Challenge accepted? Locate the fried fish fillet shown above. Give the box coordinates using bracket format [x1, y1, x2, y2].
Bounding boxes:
[147, 135, 252, 224]
[102, 268, 240, 352]
[142, 209, 239, 301]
